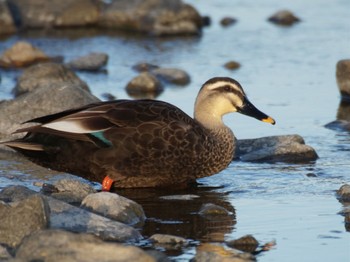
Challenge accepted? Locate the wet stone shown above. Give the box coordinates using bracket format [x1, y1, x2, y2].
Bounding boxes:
[224, 61, 241, 70]
[0, 41, 50, 68]
[66, 52, 109, 71]
[15, 229, 155, 262]
[45, 179, 96, 205]
[336, 59, 350, 99]
[151, 68, 191, 85]
[0, 1, 17, 35]
[336, 184, 350, 202]
[199, 203, 230, 216]
[81, 192, 146, 226]
[0, 195, 50, 248]
[226, 235, 259, 253]
[220, 17, 237, 27]
[0, 185, 37, 202]
[132, 62, 159, 72]
[268, 10, 300, 26]
[325, 120, 350, 132]
[126, 72, 164, 98]
[149, 234, 188, 250]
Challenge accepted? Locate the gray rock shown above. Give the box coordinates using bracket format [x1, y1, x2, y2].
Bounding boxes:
[268, 10, 300, 26]
[199, 203, 230, 216]
[336, 184, 350, 202]
[220, 17, 237, 27]
[336, 59, 350, 99]
[0, 195, 50, 248]
[149, 234, 188, 248]
[13, 62, 90, 96]
[66, 52, 109, 71]
[126, 72, 164, 98]
[0, 186, 142, 242]
[194, 243, 255, 262]
[81, 192, 146, 226]
[0, 41, 50, 68]
[226, 235, 259, 253]
[15, 229, 155, 262]
[8, 0, 100, 28]
[236, 134, 318, 163]
[98, 0, 202, 36]
[151, 68, 190, 85]
[0, 185, 37, 203]
[0, 77, 99, 141]
[48, 179, 96, 204]
[159, 194, 200, 200]
[0, 1, 17, 35]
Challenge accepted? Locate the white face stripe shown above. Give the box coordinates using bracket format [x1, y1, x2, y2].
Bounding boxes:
[205, 80, 243, 94]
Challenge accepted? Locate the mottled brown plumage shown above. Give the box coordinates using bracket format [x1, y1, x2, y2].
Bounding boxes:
[3, 77, 275, 189]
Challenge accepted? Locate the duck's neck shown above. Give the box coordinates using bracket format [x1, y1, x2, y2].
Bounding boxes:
[194, 101, 227, 131]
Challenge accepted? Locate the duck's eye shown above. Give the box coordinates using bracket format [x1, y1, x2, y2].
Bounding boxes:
[223, 85, 231, 92]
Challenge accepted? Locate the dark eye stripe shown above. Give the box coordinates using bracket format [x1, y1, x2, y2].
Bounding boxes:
[219, 85, 244, 100]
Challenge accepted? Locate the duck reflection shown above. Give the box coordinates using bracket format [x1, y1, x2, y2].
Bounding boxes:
[114, 184, 236, 242]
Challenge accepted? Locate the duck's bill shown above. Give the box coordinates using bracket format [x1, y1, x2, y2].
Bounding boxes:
[238, 98, 276, 125]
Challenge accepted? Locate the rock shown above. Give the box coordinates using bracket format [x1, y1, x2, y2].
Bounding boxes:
[194, 243, 255, 262]
[159, 194, 200, 200]
[236, 134, 318, 163]
[0, 185, 142, 242]
[132, 62, 159, 72]
[66, 52, 109, 71]
[98, 0, 203, 36]
[13, 62, 90, 96]
[224, 61, 241, 70]
[220, 17, 237, 27]
[336, 184, 350, 202]
[151, 67, 190, 85]
[199, 203, 230, 216]
[0, 244, 12, 260]
[8, 0, 100, 28]
[15, 229, 155, 262]
[0, 76, 99, 140]
[45, 179, 96, 204]
[0, 41, 50, 68]
[0, 195, 50, 248]
[0, 1, 17, 35]
[336, 59, 350, 99]
[268, 10, 300, 26]
[337, 101, 350, 121]
[226, 235, 259, 253]
[0, 185, 37, 202]
[126, 72, 163, 98]
[81, 192, 146, 226]
[149, 234, 188, 250]
[325, 120, 350, 132]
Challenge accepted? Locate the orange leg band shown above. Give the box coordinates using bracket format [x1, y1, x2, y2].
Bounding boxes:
[102, 176, 114, 191]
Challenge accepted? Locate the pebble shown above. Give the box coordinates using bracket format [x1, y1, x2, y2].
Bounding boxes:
[132, 62, 159, 72]
[126, 72, 164, 98]
[268, 10, 301, 26]
[336, 59, 350, 99]
[0, 41, 50, 68]
[66, 52, 109, 71]
[224, 60, 241, 70]
[336, 184, 350, 202]
[220, 17, 237, 27]
[81, 192, 146, 226]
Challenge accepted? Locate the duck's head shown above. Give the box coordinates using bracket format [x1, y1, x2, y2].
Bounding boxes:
[194, 77, 275, 128]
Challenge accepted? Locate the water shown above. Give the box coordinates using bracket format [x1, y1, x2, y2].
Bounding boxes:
[1, 0, 350, 261]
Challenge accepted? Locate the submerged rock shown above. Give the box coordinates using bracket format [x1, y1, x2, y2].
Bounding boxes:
[15, 229, 154, 262]
[325, 120, 350, 132]
[199, 203, 230, 216]
[66, 52, 109, 72]
[151, 67, 190, 85]
[98, 0, 203, 36]
[336, 184, 350, 202]
[0, 41, 50, 68]
[220, 17, 237, 27]
[81, 192, 146, 226]
[149, 234, 188, 250]
[0, 195, 50, 248]
[226, 235, 259, 253]
[13, 62, 90, 96]
[126, 72, 164, 98]
[336, 59, 350, 99]
[268, 10, 300, 26]
[132, 62, 160, 72]
[0, 1, 17, 35]
[236, 134, 318, 163]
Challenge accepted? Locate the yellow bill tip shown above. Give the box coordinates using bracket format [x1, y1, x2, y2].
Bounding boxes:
[262, 116, 276, 125]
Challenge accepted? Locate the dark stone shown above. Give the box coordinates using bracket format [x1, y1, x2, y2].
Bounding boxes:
[0, 185, 37, 202]
[336, 184, 350, 202]
[226, 235, 259, 253]
[149, 234, 188, 250]
[224, 61, 241, 70]
[132, 62, 160, 72]
[324, 120, 350, 132]
[236, 134, 318, 163]
[98, 0, 203, 36]
[15, 230, 154, 262]
[0, 195, 50, 248]
[199, 203, 230, 216]
[81, 192, 146, 226]
[8, 0, 100, 28]
[220, 17, 237, 27]
[151, 68, 190, 85]
[126, 72, 163, 98]
[268, 10, 300, 26]
[66, 52, 109, 72]
[0, 1, 17, 35]
[13, 62, 90, 96]
[336, 59, 350, 99]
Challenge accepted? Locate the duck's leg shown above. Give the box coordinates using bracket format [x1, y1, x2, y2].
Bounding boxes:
[102, 176, 114, 191]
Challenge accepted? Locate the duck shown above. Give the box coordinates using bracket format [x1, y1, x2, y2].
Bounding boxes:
[3, 77, 275, 191]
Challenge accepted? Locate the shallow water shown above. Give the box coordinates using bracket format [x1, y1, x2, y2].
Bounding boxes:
[1, 0, 350, 261]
